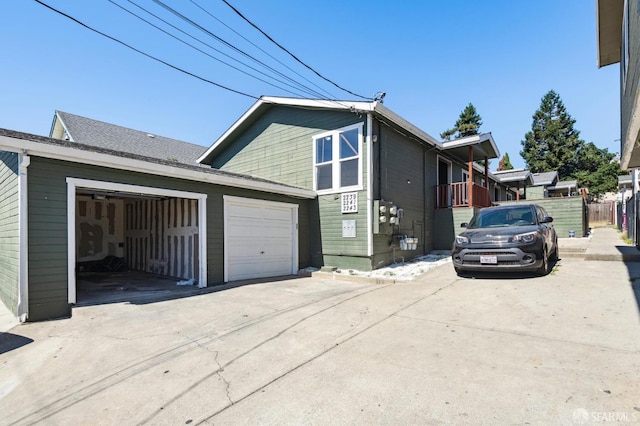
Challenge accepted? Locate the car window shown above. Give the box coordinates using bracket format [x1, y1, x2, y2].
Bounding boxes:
[468, 207, 536, 228]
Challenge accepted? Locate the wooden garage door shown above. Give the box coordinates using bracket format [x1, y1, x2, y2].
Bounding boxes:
[224, 196, 297, 282]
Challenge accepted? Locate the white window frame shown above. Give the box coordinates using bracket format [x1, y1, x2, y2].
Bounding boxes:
[312, 123, 364, 195]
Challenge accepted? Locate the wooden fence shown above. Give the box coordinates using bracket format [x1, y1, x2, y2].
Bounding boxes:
[588, 202, 615, 225]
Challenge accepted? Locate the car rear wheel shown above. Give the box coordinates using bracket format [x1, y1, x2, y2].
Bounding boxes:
[537, 248, 550, 276]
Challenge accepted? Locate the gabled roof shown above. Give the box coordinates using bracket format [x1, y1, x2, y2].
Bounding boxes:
[548, 180, 577, 191]
[51, 111, 207, 166]
[491, 168, 533, 185]
[198, 96, 445, 164]
[596, 0, 624, 67]
[530, 171, 559, 186]
[198, 96, 502, 165]
[0, 128, 315, 199]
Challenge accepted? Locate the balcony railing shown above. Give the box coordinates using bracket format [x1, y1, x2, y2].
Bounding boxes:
[435, 182, 491, 209]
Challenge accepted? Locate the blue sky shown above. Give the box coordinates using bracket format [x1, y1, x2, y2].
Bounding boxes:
[0, 1, 620, 170]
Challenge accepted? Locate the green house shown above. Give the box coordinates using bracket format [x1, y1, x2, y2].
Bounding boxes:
[0, 125, 316, 322]
[197, 97, 515, 269]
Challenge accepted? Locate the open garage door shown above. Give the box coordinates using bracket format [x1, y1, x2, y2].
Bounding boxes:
[66, 178, 207, 304]
[224, 196, 298, 282]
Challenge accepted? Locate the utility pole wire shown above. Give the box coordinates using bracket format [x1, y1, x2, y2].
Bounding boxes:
[221, 0, 372, 101]
[151, 0, 328, 100]
[33, 0, 258, 99]
[110, 0, 315, 98]
[187, 0, 337, 100]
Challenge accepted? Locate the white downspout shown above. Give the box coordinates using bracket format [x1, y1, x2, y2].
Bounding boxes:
[367, 113, 373, 257]
[17, 154, 30, 322]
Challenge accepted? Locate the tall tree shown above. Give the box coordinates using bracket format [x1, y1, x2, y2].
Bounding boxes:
[440, 103, 482, 141]
[521, 90, 626, 199]
[520, 90, 582, 179]
[497, 153, 514, 171]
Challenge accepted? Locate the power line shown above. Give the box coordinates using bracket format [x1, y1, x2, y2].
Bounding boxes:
[34, 0, 258, 99]
[150, 0, 332, 100]
[220, 0, 372, 101]
[187, 0, 338, 101]
[109, 0, 317, 98]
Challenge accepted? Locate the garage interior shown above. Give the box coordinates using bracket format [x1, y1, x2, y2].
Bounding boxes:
[74, 188, 202, 305]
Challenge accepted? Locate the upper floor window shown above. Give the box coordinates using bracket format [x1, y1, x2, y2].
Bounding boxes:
[313, 124, 363, 194]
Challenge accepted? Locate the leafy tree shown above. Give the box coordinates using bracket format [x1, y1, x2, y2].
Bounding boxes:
[520, 90, 582, 179]
[440, 103, 482, 141]
[574, 143, 624, 198]
[521, 90, 626, 198]
[497, 153, 514, 171]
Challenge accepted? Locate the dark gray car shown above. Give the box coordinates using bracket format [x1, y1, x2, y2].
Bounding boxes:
[451, 204, 558, 276]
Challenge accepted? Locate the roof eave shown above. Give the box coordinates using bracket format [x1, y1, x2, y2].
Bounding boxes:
[596, 0, 624, 67]
[0, 130, 316, 199]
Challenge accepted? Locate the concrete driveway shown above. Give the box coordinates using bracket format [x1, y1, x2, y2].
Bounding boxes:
[1, 257, 639, 425]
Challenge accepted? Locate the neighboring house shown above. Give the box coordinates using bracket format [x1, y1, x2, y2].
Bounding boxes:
[0, 126, 316, 322]
[491, 169, 533, 200]
[597, 0, 640, 246]
[50, 111, 208, 166]
[528, 171, 559, 199]
[197, 96, 515, 264]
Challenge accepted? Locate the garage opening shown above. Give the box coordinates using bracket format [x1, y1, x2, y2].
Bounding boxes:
[66, 178, 207, 305]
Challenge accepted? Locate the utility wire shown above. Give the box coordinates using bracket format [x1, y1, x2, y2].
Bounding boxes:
[221, 0, 372, 101]
[187, 0, 338, 101]
[34, 0, 258, 99]
[109, 0, 315, 98]
[151, 0, 332, 100]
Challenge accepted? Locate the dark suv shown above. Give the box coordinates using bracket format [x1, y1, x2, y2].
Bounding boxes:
[451, 204, 558, 276]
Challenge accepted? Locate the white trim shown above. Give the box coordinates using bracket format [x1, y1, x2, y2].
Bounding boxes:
[441, 132, 500, 158]
[312, 123, 364, 195]
[0, 134, 315, 200]
[17, 154, 30, 322]
[66, 178, 208, 303]
[223, 195, 298, 282]
[198, 96, 442, 164]
[366, 114, 373, 257]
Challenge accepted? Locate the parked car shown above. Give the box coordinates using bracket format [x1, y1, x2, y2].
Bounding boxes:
[451, 204, 558, 276]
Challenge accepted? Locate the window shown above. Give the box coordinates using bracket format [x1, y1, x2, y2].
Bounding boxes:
[313, 124, 363, 193]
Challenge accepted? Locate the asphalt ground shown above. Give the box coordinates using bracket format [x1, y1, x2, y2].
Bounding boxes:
[1, 242, 639, 425]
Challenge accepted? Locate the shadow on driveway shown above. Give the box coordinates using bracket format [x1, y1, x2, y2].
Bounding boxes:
[75, 271, 305, 307]
[616, 245, 640, 317]
[0, 332, 33, 355]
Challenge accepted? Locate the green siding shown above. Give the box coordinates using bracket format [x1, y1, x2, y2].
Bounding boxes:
[433, 207, 478, 250]
[0, 151, 20, 315]
[26, 157, 312, 321]
[212, 106, 368, 270]
[213, 107, 364, 189]
[498, 197, 587, 238]
[526, 186, 546, 199]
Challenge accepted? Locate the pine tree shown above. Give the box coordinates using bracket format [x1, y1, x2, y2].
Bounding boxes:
[520, 90, 582, 179]
[440, 103, 482, 141]
[497, 153, 514, 171]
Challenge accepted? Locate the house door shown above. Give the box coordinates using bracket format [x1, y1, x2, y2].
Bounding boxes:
[437, 158, 451, 207]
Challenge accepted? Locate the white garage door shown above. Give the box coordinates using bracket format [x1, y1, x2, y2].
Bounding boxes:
[224, 196, 298, 282]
